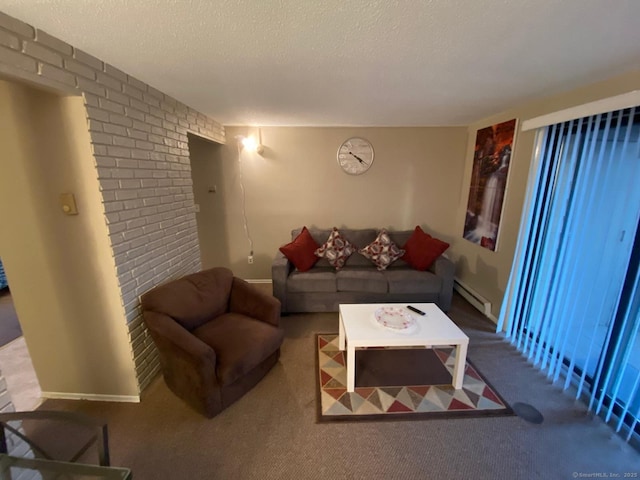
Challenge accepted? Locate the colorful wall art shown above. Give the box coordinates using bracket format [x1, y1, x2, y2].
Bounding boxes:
[463, 119, 518, 251]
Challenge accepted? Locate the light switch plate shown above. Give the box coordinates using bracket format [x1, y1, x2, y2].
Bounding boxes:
[59, 193, 78, 215]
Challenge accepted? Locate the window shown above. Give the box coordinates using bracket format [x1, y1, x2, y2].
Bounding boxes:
[499, 107, 640, 442]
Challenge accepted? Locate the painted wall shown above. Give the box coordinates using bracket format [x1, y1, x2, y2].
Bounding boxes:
[0, 81, 138, 397]
[194, 126, 469, 279]
[0, 10, 224, 393]
[454, 69, 640, 319]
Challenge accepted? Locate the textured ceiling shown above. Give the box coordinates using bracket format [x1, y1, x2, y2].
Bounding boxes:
[1, 0, 639, 126]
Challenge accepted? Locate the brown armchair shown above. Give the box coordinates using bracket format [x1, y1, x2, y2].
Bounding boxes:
[140, 267, 284, 418]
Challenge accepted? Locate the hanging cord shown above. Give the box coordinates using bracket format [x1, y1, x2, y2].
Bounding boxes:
[236, 140, 254, 257]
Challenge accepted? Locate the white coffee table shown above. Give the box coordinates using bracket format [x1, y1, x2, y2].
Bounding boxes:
[338, 303, 469, 392]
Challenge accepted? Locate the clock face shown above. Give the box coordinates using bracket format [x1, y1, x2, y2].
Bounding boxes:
[337, 137, 374, 175]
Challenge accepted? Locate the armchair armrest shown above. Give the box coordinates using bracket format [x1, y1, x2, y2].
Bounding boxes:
[142, 310, 223, 417]
[229, 277, 281, 327]
[142, 310, 216, 370]
[430, 255, 455, 312]
[271, 251, 291, 312]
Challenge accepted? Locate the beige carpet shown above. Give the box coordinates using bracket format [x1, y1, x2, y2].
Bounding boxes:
[36, 293, 640, 479]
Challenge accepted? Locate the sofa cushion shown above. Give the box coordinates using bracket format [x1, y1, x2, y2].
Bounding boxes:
[359, 229, 405, 270]
[279, 226, 320, 272]
[336, 268, 388, 293]
[287, 268, 337, 293]
[401, 226, 450, 271]
[387, 230, 413, 250]
[314, 228, 356, 270]
[193, 313, 284, 386]
[341, 229, 378, 267]
[384, 269, 443, 294]
[291, 228, 376, 268]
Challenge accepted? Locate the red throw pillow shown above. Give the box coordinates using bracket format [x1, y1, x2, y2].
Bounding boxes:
[279, 227, 320, 272]
[401, 226, 450, 271]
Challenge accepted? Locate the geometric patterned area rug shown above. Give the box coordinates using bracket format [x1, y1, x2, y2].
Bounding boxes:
[317, 333, 513, 422]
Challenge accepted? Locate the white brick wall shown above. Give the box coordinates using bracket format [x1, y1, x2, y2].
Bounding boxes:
[0, 11, 226, 391]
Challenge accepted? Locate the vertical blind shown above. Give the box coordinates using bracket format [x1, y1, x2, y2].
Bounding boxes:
[498, 107, 640, 440]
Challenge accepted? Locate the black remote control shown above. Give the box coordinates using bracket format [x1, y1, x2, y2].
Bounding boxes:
[407, 305, 426, 316]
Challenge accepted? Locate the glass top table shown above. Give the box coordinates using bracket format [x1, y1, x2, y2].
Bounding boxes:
[0, 454, 132, 479]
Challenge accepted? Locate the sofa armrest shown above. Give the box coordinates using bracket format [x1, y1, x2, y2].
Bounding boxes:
[430, 255, 455, 312]
[229, 277, 281, 327]
[271, 251, 292, 312]
[142, 310, 217, 368]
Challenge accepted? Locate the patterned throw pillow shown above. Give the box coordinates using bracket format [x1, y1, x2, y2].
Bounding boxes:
[359, 229, 405, 270]
[402, 225, 450, 271]
[314, 228, 356, 270]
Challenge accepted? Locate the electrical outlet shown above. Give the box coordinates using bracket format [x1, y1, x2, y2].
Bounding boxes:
[248, 255, 254, 264]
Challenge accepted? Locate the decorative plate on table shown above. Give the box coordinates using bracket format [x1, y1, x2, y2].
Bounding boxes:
[374, 306, 416, 331]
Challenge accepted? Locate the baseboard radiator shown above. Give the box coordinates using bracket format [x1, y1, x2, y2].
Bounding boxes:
[454, 279, 492, 319]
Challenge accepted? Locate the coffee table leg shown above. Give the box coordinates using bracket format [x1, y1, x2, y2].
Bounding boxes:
[338, 312, 345, 351]
[452, 341, 468, 389]
[347, 346, 355, 392]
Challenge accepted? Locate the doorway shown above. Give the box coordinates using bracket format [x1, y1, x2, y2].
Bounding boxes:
[0, 264, 22, 346]
[188, 134, 229, 269]
[0, 284, 41, 411]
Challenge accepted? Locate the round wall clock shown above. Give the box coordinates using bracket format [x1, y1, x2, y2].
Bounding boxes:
[337, 137, 374, 175]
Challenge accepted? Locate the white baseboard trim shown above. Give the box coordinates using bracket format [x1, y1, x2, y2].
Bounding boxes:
[246, 279, 272, 284]
[40, 391, 140, 403]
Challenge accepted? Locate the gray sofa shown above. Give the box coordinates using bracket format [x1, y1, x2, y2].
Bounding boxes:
[272, 227, 455, 314]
